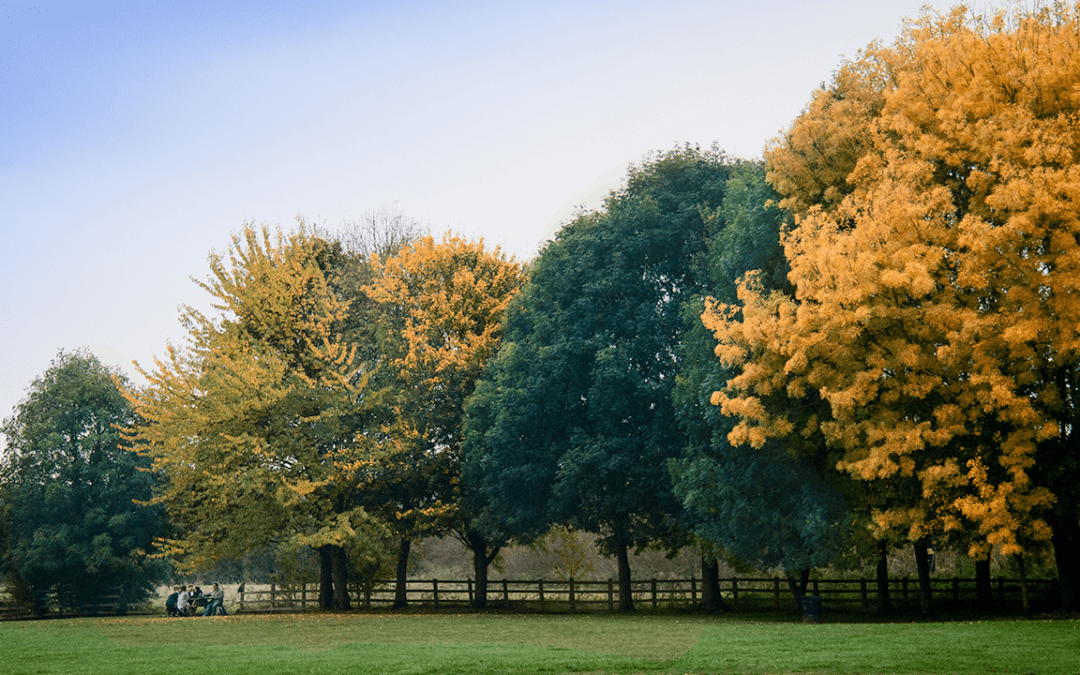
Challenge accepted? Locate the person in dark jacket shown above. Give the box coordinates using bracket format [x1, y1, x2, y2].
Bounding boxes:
[165, 587, 181, 617]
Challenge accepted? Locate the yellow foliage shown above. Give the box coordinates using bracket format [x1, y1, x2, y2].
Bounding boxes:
[122, 221, 364, 566]
[708, 2, 1080, 555]
[342, 233, 525, 533]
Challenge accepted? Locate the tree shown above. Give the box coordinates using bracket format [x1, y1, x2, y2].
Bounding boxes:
[338, 204, 428, 260]
[669, 160, 851, 608]
[124, 222, 382, 610]
[707, 3, 1080, 610]
[464, 146, 735, 611]
[0, 350, 167, 612]
[345, 233, 526, 608]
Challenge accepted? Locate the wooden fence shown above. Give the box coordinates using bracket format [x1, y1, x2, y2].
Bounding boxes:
[0, 587, 132, 617]
[235, 575, 1058, 613]
[0, 576, 1058, 617]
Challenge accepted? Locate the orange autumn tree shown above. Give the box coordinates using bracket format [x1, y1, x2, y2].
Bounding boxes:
[345, 233, 525, 608]
[706, 2, 1080, 610]
[123, 223, 383, 610]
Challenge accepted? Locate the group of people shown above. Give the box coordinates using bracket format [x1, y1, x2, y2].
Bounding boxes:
[165, 583, 228, 617]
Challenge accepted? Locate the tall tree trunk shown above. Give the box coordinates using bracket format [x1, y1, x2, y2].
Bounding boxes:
[914, 539, 933, 617]
[467, 530, 500, 610]
[785, 568, 810, 611]
[875, 540, 893, 614]
[700, 555, 726, 613]
[974, 554, 993, 608]
[1047, 504, 1080, 611]
[393, 538, 411, 609]
[318, 545, 334, 610]
[615, 539, 635, 612]
[331, 544, 350, 611]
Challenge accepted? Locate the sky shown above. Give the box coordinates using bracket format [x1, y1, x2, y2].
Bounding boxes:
[1, 0, 940, 446]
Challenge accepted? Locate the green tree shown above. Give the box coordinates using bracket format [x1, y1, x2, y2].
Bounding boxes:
[464, 146, 735, 611]
[0, 350, 167, 612]
[669, 160, 851, 608]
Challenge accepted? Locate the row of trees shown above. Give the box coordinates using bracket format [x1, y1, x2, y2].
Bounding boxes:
[3, 2, 1079, 616]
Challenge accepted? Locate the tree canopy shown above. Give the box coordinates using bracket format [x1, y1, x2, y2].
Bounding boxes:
[669, 160, 851, 602]
[706, 3, 1080, 608]
[345, 233, 525, 606]
[0, 350, 166, 611]
[464, 145, 736, 610]
[123, 223, 380, 608]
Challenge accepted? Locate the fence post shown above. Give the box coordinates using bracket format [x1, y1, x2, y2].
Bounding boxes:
[538, 580, 545, 611]
[502, 579, 509, 607]
[239, 585, 245, 613]
[569, 577, 576, 613]
[651, 579, 658, 609]
[433, 579, 439, 607]
[270, 583, 276, 611]
[860, 579, 868, 609]
[301, 583, 307, 611]
[774, 579, 781, 608]
[691, 576, 697, 604]
[467, 578, 473, 605]
[607, 579, 614, 611]
[731, 578, 739, 607]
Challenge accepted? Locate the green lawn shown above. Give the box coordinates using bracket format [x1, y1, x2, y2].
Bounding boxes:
[1, 611, 1077, 675]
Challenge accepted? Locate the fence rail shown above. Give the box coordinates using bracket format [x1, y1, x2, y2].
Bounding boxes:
[235, 575, 1058, 613]
[0, 576, 1058, 618]
[0, 588, 131, 617]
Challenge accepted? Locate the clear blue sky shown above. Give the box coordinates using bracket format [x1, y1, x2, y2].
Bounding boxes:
[1, 0, 935, 445]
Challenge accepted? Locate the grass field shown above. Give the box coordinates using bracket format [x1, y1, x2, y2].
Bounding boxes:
[2, 611, 1078, 675]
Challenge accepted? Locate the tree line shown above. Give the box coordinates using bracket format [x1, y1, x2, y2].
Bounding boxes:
[2, 2, 1079, 616]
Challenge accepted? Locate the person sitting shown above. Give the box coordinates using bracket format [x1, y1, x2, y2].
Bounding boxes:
[176, 585, 190, 617]
[165, 587, 180, 617]
[190, 586, 209, 614]
[202, 583, 227, 616]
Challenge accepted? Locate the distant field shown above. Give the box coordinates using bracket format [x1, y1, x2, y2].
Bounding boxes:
[1, 611, 1077, 675]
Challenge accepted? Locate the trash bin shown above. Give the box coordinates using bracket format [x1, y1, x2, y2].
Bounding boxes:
[801, 595, 822, 624]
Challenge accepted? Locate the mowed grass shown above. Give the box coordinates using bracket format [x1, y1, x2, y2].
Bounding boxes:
[2, 611, 1078, 675]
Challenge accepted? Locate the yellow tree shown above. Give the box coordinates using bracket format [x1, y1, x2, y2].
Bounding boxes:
[344, 233, 525, 607]
[707, 2, 1080, 610]
[123, 223, 381, 609]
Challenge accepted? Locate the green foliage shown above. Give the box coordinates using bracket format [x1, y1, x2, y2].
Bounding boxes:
[669, 159, 851, 577]
[670, 441, 851, 572]
[464, 146, 738, 561]
[526, 525, 597, 581]
[0, 350, 168, 610]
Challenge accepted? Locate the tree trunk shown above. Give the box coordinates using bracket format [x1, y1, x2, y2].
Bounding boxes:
[914, 539, 933, 617]
[467, 530, 500, 609]
[700, 555, 727, 613]
[974, 554, 992, 608]
[615, 539, 635, 612]
[318, 545, 334, 610]
[393, 538, 411, 609]
[875, 540, 893, 614]
[331, 544, 350, 611]
[785, 569, 810, 611]
[1017, 553, 1032, 619]
[1047, 504, 1080, 611]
